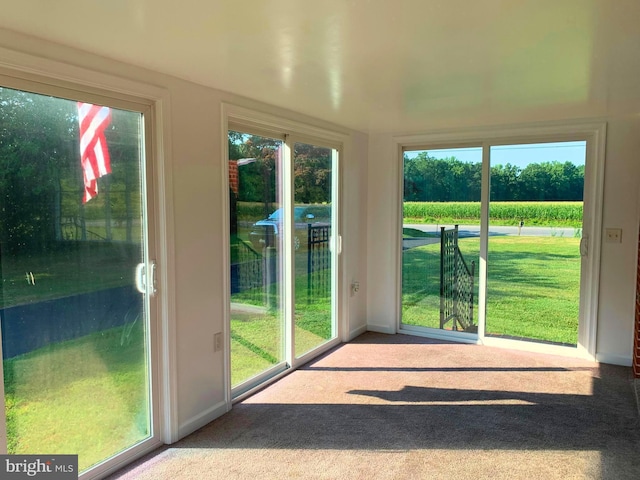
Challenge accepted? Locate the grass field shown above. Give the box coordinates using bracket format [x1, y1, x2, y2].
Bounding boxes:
[0, 242, 140, 308]
[402, 235, 580, 345]
[3, 323, 149, 472]
[230, 262, 333, 386]
[230, 308, 330, 386]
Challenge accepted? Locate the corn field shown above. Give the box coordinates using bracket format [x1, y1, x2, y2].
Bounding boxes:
[403, 201, 583, 227]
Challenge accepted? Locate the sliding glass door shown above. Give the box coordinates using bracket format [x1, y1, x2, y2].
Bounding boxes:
[400, 138, 592, 352]
[228, 131, 286, 390]
[0, 85, 157, 474]
[401, 147, 481, 335]
[293, 142, 337, 358]
[228, 128, 339, 395]
[486, 142, 586, 345]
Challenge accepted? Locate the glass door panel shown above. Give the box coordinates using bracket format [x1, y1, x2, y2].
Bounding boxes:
[0, 87, 152, 472]
[486, 141, 586, 345]
[293, 142, 336, 357]
[401, 147, 482, 333]
[228, 131, 285, 389]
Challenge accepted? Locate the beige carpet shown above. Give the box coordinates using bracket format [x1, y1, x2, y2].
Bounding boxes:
[110, 333, 640, 479]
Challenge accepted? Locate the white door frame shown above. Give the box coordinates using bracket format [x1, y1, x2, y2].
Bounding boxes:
[222, 104, 346, 401]
[394, 121, 606, 359]
[0, 57, 176, 479]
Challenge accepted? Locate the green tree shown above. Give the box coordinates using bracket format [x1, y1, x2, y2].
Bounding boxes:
[0, 88, 77, 253]
[293, 143, 332, 204]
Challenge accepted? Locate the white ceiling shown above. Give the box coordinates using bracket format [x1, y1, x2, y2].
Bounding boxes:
[0, 0, 639, 133]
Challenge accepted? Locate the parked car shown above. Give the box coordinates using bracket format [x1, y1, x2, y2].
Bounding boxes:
[249, 205, 331, 251]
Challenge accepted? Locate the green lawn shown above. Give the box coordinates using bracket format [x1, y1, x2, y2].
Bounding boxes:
[230, 267, 334, 387]
[0, 242, 140, 308]
[230, 309, 330, 386]
[402, 235, 580, 345]
[4, 323, 149, 472]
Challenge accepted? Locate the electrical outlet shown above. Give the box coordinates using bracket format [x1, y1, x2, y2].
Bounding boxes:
[605, 228, 622, 243]
[214, 332, 223, 352]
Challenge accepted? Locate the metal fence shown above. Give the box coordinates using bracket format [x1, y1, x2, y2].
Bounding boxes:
[231, 225, 332, 306]
[440, 225, 476, 331]
[232, 239, 265, 305]
[307, 225, 331, 303]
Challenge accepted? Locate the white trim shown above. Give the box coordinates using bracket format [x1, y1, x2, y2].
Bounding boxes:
[580, 122, 606, 356]
[478, 142, 491, 341]
[399, 326, 480, 345]
[349, 324, 368, 340]
[0, 45, 166, 108]
[482, 336, 593, 360]
[147, 88, 179, 446]
[177, 400, 229, 440]
[595, 352, 632, 367]
[223, 103, 349, 148]
[367, 324, 397, 335]
[223, 104, 347, 404]
[294, 337, 341, 368]
[232, 367, 294, 404]
[231, 362, 289, 399]
[394, 140, 405, 334]
[393, 120, 607, 359]
[0, 47, 178, 469]
[220, 106, 233, 411]
[394, 120, 609, 149]
[85, 438, 163, 480]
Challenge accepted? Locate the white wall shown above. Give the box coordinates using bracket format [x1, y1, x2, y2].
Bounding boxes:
[0, 29, 368, 441]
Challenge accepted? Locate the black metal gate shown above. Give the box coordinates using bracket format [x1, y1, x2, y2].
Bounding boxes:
[440, 225, 476, 331]
[233, 239, 265, 305]
[307, 225, 331, 303]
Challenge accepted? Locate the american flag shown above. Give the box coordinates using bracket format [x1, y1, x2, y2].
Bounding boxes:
[77, 102, 112, 203]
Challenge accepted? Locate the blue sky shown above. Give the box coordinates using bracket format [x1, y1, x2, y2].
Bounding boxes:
[406, 141, 586, 169]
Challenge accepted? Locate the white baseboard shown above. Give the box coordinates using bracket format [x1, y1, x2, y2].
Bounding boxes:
[177, 400, 229, 441]
[595, 352, 632, 366]
[367, 323, 396, 335]
[349, 324, 368, 340]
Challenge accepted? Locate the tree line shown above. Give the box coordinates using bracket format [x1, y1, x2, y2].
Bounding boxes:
[0, 87, 141, 254]
[404, 152, 584, 202]
[229, 131, 332, 216]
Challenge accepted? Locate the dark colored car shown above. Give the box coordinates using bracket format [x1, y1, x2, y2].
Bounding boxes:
[249, 205, 331, 251]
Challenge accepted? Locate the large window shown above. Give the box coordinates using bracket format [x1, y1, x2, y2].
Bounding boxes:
[0, 85, 159, 476]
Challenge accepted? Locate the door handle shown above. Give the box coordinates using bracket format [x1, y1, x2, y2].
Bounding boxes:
[135, 261, 157, 295]
[580, 236, 588, 257]
[135, 263, 146, 294]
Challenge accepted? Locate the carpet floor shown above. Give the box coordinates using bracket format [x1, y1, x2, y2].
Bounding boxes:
[110, 332, 640, 479]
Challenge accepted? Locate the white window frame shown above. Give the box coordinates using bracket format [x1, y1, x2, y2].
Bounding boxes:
[222, 104, 346, 405]
[0, 49, 177, 480]
[394, 121, 606, 360]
